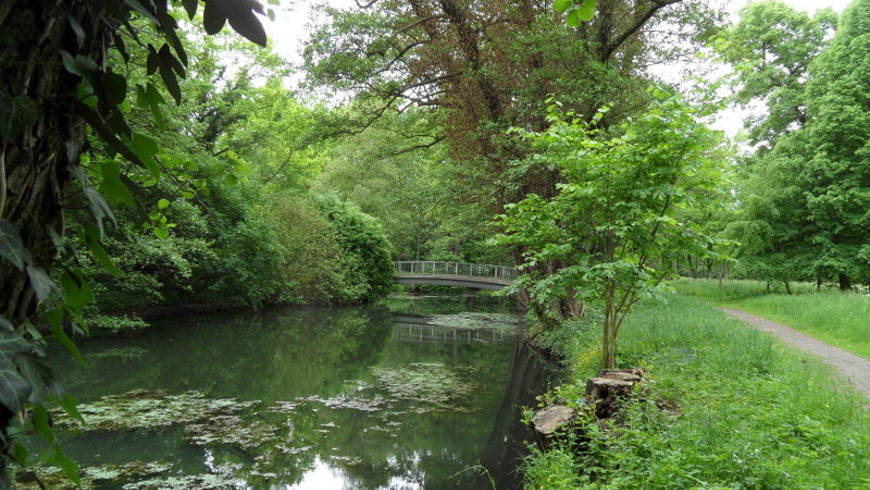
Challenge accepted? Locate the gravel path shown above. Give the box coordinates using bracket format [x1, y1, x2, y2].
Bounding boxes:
[719, 308, 870, 399]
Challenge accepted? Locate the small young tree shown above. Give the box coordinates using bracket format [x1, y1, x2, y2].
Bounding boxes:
[494, 89, 729, 369]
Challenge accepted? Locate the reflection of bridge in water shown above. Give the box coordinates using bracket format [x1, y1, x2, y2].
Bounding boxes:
[394, 261, 518, 290]
[392, 314, 515, 344]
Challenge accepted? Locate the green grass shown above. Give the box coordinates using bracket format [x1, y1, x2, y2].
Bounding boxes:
[524, 294, 869, 489]
[672, 278, 870, 359]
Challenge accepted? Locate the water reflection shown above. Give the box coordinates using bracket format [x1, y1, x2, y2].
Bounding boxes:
[35, 295, 552, 489]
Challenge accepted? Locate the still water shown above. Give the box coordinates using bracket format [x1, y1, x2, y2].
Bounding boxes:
[37, 295, 554, 489]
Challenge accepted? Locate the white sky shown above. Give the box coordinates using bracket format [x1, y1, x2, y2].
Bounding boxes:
[259, 0, 854, 138]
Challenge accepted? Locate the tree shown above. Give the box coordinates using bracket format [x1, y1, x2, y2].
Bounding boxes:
[716, 1, 836, 149]
[494, 90, 728, 368]
[799, 0, 870, 289]
[725, 0, 869, 290]
[303, 0, 721, 206]
[0, 0, 270, 481]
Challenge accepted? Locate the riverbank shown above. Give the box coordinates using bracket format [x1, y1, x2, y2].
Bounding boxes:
[522, 293, 869, 489]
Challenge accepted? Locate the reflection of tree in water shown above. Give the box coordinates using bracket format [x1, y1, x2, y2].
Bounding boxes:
[39, 301, 551, 489]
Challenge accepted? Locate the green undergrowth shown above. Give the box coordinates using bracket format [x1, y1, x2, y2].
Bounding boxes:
[673, 278, 870, 358]
[524, 293, 869, 489]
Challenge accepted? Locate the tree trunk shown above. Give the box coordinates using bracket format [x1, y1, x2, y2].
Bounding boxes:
[601, 287, 617, 369]
[1, 0, 112, 473]
[838, 273, 852, 291]
[783, 281, 792, 294]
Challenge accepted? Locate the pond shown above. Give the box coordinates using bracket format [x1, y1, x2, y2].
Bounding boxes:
[23, 294, 555, 489]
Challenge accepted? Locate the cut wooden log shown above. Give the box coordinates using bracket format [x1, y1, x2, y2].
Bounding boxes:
[599, 368, 644, 383]
[585, 369, 643, 418]
[531, 404, 577, 436]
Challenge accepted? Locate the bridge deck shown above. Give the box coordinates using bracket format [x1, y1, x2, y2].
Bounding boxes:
[395, 274, 513, 290]
[393, 261, 517, 290]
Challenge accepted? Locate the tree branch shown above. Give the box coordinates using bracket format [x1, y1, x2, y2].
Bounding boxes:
[601, 0, 681, 61]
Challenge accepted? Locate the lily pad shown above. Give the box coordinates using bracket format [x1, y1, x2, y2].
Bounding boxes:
[54, 389, 259, 431]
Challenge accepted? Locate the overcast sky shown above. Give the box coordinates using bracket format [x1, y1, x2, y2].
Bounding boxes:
[259, 0, 853, 138]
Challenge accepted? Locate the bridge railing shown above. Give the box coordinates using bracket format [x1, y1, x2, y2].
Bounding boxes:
[394, 261, 519, 282]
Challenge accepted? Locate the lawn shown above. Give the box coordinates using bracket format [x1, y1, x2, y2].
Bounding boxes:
[524, 294, 869, 489]
[671, 278, 870, 359]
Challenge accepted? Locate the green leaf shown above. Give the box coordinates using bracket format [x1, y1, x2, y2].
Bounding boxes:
[553, 0, 573, 13]
[99, 160, 135, 206]
[146, 45, 159, 75]
[70, 165, 116, 236]
[575, 0, 596, 21]
[60, 271, 94, 310]
[26, 266, 59, 302]
[182, 0, 198, 19]
[153, 227, 170, 240]
[164, 26, 189, 66]
[226, 0, 267, 46]
[158, 43, 185, 78]
[158, 57, 182, 104]
[157, 198, 171, 209]
[132, 132, 161, 175]
[132, 132, 159, 159]
[74, 101, 147, 170]
[60, 394, 84, 424]
[59, 51, 97, 81]
[47, 307, 86, 366]
[0, 331, 35, 412]
[203, 0, 229, 34]
[0, 92, 37, 142]
[12, 442, 28, 467]
[84, 225, 122, 277]
[125, 0, 161, 25]
[32, 403, 53, 442]
[565, 9, 580, 26]
[0, 220, 26, 270]
[51, 442, 80, 486]
[102, 72, 128, 106]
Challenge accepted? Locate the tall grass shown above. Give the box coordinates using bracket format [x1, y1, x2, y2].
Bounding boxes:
[524, 294, 869, 489]
[673, 278, 870, 359]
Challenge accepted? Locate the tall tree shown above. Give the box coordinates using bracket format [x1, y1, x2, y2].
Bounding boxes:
[716, 1, 836, 149]
[304, 0, 721, 205]
[726, 0, 869, 290]
[799, 0, 870, 289]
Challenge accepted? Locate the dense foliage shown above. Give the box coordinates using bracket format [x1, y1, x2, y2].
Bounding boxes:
[720, 0, 869, 290]
[494, 91, 729, 367]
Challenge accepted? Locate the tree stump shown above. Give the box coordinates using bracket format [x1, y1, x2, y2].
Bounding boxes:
[585, 369, 643, 418]
[530, 404, 577, 449]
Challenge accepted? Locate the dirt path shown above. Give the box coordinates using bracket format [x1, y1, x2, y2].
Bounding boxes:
[719, 308, 870, 399]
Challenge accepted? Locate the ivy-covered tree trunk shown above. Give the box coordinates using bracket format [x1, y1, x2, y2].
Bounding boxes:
[0, 0, 110, 471]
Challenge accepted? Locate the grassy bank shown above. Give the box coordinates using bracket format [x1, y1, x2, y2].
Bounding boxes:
[524, 294, 869, 489]
[673, 278, 870, 359]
